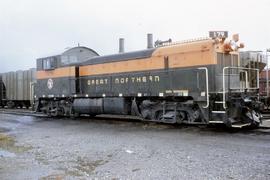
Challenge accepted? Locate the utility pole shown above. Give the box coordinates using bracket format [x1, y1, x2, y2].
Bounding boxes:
[267, 49, 270, 97]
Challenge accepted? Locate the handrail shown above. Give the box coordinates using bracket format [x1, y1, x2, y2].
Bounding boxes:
[198, 67, 209, 108]
[156, 37, 211, 47]
[222, 67, 259, 109]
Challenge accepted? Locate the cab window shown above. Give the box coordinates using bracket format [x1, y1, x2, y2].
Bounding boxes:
[42, 57, 56, 70]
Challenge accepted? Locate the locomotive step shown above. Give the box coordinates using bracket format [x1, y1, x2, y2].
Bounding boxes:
[209, 120, 224, 124]
[211, 111, 226, 113]
[214, 101, 224, 104]
[231, 123, 251, 128]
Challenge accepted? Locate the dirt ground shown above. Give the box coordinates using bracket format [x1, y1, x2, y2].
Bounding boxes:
[0, 113, 270, 180]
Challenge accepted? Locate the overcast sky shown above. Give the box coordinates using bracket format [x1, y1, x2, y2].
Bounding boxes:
[0, 0, 269, 72]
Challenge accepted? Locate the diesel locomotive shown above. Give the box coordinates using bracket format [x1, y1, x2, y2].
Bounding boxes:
[34, 32, 263, 128]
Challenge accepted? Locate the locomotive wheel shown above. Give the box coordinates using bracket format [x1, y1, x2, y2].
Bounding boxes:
[71, 112, 80, 118]
[51, 109, 58, 117]
[249, 121, 260, 129]
[245, 110, 261, 129]
[7, 101, 15, 109]
[46, 107, 52, 117]
[155, 110, 164, 122]
[89, 114, 96, 118]
[46, 112, 52, 117]
[177, 111, 186, 123]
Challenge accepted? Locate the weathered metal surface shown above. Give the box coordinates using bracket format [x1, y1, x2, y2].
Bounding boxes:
[35, 76, 76, 97]
[1, 69, 36, 101]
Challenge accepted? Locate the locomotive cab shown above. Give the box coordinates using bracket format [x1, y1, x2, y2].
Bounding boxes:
[35, 46, 99, 116]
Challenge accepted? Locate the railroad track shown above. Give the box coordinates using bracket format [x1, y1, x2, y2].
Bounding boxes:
[0, 109, 47, 117]
[0, 109, 270, 130]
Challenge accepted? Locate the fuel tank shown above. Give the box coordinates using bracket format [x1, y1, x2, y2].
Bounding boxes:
[72, 97, 130, 115]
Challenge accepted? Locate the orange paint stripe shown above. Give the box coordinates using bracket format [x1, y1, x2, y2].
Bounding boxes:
[80, 47, 216, 76]
[36, 66, 76, 79]
[80, 57, 165, 76]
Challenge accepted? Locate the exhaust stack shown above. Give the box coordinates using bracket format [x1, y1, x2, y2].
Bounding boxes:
[147, 33, 153, 49]
[119, 38, 125, 53]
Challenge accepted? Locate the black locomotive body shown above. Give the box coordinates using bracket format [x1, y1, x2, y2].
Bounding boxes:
[35, 36, 262, 128]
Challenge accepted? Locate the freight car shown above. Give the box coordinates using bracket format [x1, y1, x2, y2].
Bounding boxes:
[0, 68, 36, 108]
[240, 51, 266, 86]
[35, 32, 263, 128]
[258, 70, 270, 109]
[0, 74, 3, 107]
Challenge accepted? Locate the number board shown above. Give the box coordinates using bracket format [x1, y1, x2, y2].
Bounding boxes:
[209, 31, 228, 39]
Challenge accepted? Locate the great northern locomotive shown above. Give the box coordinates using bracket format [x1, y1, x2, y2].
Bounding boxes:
[34, 32, 262, 128]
